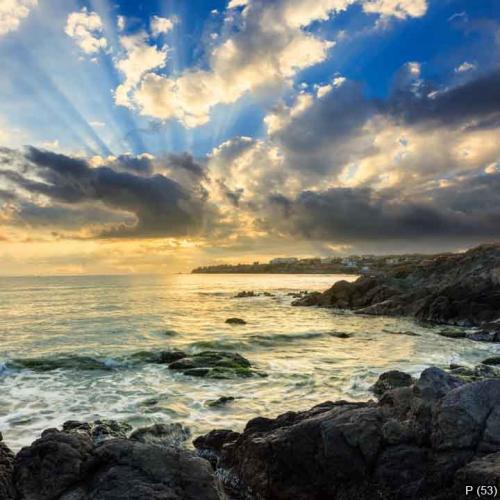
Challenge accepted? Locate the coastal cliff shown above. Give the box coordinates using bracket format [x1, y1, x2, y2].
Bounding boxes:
[293, 243, 500, 328]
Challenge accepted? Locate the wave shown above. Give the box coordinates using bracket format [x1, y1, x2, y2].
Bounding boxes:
[187, 339, 250, 351]
[248, 331, 351, 346]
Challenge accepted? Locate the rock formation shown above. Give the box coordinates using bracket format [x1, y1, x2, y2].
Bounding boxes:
[293, 243, 500, 327]
[195, 367, 500, 500]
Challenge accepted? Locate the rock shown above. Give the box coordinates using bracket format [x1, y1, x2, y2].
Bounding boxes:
[13, 425, 223, 500]
[437, 329, 466, 339]
[330, 332, 351, 338]
[294, 244, 500, 328]
[206, 396, 235, 408]
[0, 436, 15, 500]
[14, 430, 94, 500]
[195, 370, 500, 500]
[371, 370, 414, 396]
[454, 452, 500, 496]
[447, 363, 500, 383]
[129, 423, 191, 447]
[383, 329, 421, 337]
[482, 356, 500, 366]
[168, 351, 256, 379]
[415, 367, 464, 400]
[234, 291, 258, 298]
[62, 419, 132, 443]
[225, 317, 247, 325]
[130, 350, 186, 364]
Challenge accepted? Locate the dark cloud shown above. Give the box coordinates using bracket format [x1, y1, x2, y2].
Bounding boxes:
[270, 80, 377, 174]
[0, 147, 213, 238]
[110, 154, 154, 175]
[166, 153, 207, 179]
[390, 68, 500, 127]
[264, 174, 500, 242]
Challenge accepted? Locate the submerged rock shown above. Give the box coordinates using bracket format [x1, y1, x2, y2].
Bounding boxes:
[293, 244, 500, 329]
[14, 426, 222, 500]
[195, 368, 500, 500]
[168, 351, 257, 379]
[206, 396, 236, 408]
[225, 318, 247, 325]
[482, 356, 500, 366]
[234, 291, 258, 298]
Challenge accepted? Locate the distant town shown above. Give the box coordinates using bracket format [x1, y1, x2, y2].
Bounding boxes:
[191, 253, 438, 274]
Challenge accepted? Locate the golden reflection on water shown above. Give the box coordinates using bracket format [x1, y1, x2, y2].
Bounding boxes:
[0, 273, 497, 450]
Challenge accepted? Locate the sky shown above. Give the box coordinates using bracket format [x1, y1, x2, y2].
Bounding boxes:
[0, 0, 499, 275]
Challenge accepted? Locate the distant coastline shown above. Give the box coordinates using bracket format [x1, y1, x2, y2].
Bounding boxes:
[191, 253, 437, 275]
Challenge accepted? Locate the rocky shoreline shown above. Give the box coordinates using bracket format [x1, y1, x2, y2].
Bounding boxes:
[293, 243, 500, 330]
[1, 364, 499, 499]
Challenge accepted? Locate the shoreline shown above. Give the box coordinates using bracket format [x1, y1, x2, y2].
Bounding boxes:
[2, 363, 500, 499]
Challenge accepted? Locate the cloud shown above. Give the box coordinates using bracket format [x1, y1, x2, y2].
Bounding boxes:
[0, 147, 214, 239]
[0, 0, 37, 37]
[390, 67, 500, 127]
[114, 32, 168, 107]
[263, 173, 500, 242]
[150, 16, 175, 36]
[65, 8, 107, 55]
[455, 61, 476, 73]
[129, 0, 350, 127]
[362, 0, 427, 20]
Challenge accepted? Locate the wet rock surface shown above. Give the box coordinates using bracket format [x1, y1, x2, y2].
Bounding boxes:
[12, 422, 222, 500]
[293, 244, 500, 329]
[0, 435, 15, 500]
[7, 349, 260, 379]
[194, 367, 500, 500]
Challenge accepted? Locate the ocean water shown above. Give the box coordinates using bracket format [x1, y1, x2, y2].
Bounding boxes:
[1, 273, 498, 450]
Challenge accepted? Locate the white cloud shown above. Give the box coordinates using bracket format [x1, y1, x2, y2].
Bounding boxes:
[130, 0, 346, 127]
[150, 16, 175, 36]
[114, 0, 429, 128]
[363, 0, 427, 19]
[114, 32, 168, 107]
[0, 0, 37, 36]
[228, 0, 249, 8]
[90, 121, 106, 128]
[455, 61, 476, 73]
[65, 8, 107, 55]
[117, 15, 126, 32]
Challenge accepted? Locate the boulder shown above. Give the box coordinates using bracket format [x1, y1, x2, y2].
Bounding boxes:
[0, 435, 15, 500]
[168, 351, 256, 379]
[371, 370, 414, 396]
[62, 419, 132, 443]
[454, 453, 500, 497]
[195, 368, 500, 499]
[129, 423, 190, 447]
[13, 425, 223, 500]
[225, 318, 247, 325]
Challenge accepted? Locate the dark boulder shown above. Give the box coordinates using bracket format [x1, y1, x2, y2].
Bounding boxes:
[0, 435, 15, 500]
[195, 368, 500, 499]
[13, 425, 223, 500]
[371, 370, 414, 396]
[62, 419, 132, 443]
[129, 423, 191, 447]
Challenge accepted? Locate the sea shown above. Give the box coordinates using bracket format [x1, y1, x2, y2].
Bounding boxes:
[1, 273, 498, 450]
